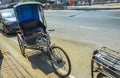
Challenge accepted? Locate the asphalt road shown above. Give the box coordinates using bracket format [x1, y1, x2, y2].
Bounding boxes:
[45, 10, 120, 51]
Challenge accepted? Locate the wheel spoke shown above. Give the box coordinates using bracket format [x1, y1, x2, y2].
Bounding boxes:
[50, 46, 71, 77]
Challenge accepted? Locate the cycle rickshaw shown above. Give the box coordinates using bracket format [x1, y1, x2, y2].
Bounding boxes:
[14, 2, 71, 77]
[91, 47, 120, 78]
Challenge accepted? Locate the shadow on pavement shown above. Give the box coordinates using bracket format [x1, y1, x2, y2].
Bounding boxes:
[0, 30, 17, 38]
[0, 49, 3, 78]
[27, 52, 54, 75]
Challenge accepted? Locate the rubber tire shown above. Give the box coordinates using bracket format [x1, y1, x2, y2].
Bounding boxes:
[3, 25, 9, 34]
[91, 59, 94, 78]
[17, 35, 25, 57]
[97, 73, 107, 78]
[50, 46, 71, 77]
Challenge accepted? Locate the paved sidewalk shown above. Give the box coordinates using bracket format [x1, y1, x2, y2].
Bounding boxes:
[0, 50, 32, 78]
[67, 3, 120, 10]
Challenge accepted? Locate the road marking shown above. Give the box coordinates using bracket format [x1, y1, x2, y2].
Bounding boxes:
[80, 26, 97, 30]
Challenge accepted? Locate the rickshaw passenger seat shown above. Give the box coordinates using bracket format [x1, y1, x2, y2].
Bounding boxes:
[20, 20, 45, 36]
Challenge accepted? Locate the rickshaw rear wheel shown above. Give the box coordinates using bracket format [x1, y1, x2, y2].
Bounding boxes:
[17, 35, 25, 57]
[91, 59, 94, 78]
[91, 59, 100, 78]
[97, 73, 107, 78]
[50, 46, 71, 77]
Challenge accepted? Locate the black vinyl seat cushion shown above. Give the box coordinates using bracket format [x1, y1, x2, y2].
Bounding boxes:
[26, 36, 37, 45]
[23, 27, 43, 36]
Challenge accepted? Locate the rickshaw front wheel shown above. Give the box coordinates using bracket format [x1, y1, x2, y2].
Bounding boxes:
[50, 46, 71, 77]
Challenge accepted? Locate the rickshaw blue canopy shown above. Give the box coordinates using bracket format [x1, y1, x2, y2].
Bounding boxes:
[14, 2, 44, 23]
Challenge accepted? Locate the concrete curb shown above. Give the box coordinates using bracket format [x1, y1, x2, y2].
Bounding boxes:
[66, 4, 120, 10]
[67, 7, 120, 10]
[68, 8, 120, 10]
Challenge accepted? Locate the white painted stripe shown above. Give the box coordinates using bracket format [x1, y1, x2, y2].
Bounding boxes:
[80, 26, 97, 30]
